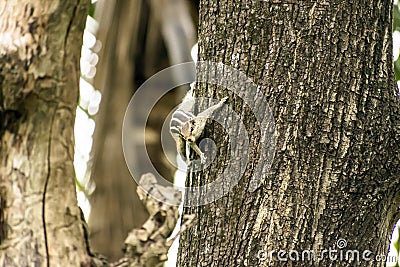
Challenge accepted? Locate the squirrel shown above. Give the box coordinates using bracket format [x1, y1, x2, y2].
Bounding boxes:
[169, 88, 228, 165]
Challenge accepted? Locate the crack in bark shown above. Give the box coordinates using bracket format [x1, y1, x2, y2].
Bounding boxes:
[42, 105, 57, 267]
[0, 187, 7, 244]
[63, 0, 80, 68]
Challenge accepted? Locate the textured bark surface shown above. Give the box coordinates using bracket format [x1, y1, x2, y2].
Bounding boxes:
[179, 1, 400, 267]
[0, 1, 91, 266]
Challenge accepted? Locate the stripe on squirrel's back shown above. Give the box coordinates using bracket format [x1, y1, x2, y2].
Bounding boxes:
[170, 110, 194, 133]
[170, 126, 181, 135]
[172, 110, 193, 122]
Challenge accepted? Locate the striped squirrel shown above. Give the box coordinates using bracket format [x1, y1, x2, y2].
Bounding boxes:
[170, 89, 228, 164]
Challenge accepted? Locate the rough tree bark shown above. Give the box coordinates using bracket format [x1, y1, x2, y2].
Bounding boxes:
[179, 1, 400, 267]
[0, 1, 91, 266]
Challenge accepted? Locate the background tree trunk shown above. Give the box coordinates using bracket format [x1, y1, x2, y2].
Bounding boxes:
[88, 0, 150, 260]
[88, 0, 197, 260]
[0, 1, 91, 266]
[179, 1, 400, 266]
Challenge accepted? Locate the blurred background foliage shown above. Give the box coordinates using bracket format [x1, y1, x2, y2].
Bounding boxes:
[75, 0, 400, 266]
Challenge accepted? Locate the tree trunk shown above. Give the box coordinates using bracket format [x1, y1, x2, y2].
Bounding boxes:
[88, 0, 150, 260]
[179, 1, 400, 267]
[0, 1, 91, 266]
